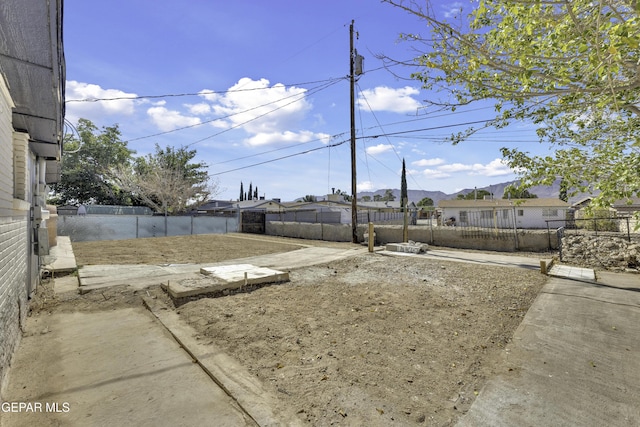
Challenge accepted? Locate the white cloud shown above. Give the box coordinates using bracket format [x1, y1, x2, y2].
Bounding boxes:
[187, 102, 211, 115]
[422, 169, 451, 179]
[412, 158, 445, 167]
[436, 158, 513, 177]
[206, 77, 311, 134]
[357, 181, 377, 192]
[65, 80, 138, 123]
[442, 2, 464, 19]
[412, 158, 514, 181]
[366, 143, 394, 155]
[468, 158, 513, 176]
[438, 162, 473, 173]
[357, 86, 421, 113]
[193, 77, 328, 147]
[147, 106, 201, 132]
[244, 130, 330, 147]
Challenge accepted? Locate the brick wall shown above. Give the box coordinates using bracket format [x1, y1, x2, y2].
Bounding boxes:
[0, 218, 28, 391]
[0, 71, 30, 393]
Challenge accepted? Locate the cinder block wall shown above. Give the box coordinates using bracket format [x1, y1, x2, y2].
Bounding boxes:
[266, 221, 556, 252]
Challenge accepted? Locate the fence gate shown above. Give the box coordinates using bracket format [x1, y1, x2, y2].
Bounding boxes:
[241, 210, 266, 234]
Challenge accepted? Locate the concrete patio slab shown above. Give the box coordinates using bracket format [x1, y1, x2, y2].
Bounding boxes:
[548, 264, 596, 282]
[165, 264, 289, 299]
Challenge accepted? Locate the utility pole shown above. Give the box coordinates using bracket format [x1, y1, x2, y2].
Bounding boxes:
[347, 20, 364, 243]
[350, 20, 359, 243]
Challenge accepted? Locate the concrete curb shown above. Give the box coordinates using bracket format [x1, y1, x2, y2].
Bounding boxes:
[142, 296, 304, 427]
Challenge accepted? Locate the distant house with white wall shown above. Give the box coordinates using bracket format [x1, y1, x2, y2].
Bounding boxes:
[0, 1, 64, 389]
[438, 198, 571, 229]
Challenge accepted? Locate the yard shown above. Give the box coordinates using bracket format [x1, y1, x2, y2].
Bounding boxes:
[63, 234, 548, 426]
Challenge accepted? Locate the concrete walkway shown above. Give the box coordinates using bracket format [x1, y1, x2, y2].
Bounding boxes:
[1, 308, 258, 427]
[456, 271, 640, 426]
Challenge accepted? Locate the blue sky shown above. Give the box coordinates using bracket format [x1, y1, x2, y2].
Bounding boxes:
[63, 0, 546, 202]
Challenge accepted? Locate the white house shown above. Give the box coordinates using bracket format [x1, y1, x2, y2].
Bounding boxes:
[0, 1, 64, 389]
[438, 198, 571, 229]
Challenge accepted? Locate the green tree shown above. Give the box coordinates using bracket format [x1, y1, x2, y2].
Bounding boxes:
[300, 195, 317, 202]
[361, 195, 372, 202]
[381, 189, 396, 202]
[248, 182, 253, 201]
[503, 187, 538, 199]
[384, 0, 640, 210]
[417, 197, 434, 207]
[456, 189, 491, 200]
[559, 178, 569, 203]
[51, 119, 134, 205]
[113, 144, 215, 214]
[239, 182, 244, 201]
[400, 158, 408, 210]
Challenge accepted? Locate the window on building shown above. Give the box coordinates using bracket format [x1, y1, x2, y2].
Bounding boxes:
[459, 211, 468, 222]
[480, 210, 493, 219]
[517, 209, 524, 216]
[542, 209, 559, 217]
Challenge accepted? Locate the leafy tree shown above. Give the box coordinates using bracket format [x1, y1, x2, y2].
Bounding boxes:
[248, 182, 253, 201]
[384, 0, 640, 210]
[456, 189, 491, 200]
[361, 195, 372, 202]
[381, 189, 396, 202]
[300, 195, 317, 202]
[239, 182, 244, 201]
[417, 197, 434, 207]
[113, 144, 215, 214]
[50, 119, 134, 205]
[503, 187, 538, 199]
[559, 178, 569, 202]
[400, 158, 408, 210]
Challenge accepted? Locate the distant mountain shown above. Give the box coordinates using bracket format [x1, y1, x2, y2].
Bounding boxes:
[298, 178, 589, 205]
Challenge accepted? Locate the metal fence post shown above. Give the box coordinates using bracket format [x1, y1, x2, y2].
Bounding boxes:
[557, 227, 565, 261]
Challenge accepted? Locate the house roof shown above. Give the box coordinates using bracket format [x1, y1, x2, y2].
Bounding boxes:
[612, 198, 640, 209]
[229, 199, 286, 210]
[197, 200, 235, 210]
[438, 198, 571, 208]
[0, 0, 65, 182]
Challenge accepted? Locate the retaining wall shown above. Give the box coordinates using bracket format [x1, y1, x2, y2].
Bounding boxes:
[266, 221, 555, 252]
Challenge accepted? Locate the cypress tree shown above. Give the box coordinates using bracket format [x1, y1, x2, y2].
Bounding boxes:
[401, 158, 408, 210]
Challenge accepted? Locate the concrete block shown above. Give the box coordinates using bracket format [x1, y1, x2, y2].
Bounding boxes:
[386, 241, 429, 254]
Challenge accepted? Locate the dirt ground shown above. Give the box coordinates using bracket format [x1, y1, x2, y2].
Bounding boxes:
[48, 234, 548, 426]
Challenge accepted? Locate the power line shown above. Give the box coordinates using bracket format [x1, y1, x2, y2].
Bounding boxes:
[209, 138, 349, 176]
[208, 117, 499, 177]
[121, 78, 345, 144]
[65, 77, 345, 103]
